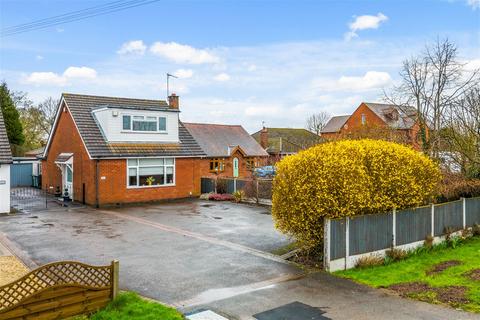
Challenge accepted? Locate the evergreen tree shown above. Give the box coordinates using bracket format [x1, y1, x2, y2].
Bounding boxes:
[0, 82, 25, 147]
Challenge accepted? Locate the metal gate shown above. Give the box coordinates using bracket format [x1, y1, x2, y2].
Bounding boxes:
[10, 187, 55, 212]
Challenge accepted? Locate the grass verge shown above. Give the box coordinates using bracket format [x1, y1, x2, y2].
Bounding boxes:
[73, 292, 183, 320]
[335, 236, 480, 313]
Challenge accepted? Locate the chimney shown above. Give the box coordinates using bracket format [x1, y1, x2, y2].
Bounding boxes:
[260, 126, 268, 149]
[168, 93, 179, 109]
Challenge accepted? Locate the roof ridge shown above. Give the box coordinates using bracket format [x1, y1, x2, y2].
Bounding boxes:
[183, 122, 243, 127]
[62, 92, 167, 103]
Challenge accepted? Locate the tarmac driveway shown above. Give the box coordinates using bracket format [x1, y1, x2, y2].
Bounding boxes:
[0, 200, 475, 320]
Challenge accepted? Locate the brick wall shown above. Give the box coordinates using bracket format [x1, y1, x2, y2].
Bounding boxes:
[42, 103, 96, 204]
[96, 158, 201, 206]
[197, 150, 262, 179]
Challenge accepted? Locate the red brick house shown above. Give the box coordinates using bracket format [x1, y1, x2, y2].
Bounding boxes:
[321, 102, 424, 149]
[41, 93, 265, 206]
[183, 123, 268, 179]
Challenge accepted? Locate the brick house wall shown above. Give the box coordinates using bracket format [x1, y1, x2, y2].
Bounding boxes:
[197, 149, 259, 179]
[42, 103, 97, 204]
[96, 158, 201, 206]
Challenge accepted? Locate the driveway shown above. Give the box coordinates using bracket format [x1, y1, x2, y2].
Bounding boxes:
[0, 200, 475, 320]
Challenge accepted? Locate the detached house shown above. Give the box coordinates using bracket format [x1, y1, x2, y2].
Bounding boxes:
[184, 123, 268, 178]
[321, 102, 423, 149]
[251, 127, 322, 162]
[0, 111, 13, 213]
[41, 93, 266, 207]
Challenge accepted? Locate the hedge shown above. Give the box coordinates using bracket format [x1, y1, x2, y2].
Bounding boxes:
[271, 139, 441, 248]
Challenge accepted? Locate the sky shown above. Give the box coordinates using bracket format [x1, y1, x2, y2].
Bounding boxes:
[0, 0, 479, 133]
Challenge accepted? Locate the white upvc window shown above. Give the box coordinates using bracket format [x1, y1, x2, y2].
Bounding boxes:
[122, 115, 167, 133]
[127, 158, 175, 188]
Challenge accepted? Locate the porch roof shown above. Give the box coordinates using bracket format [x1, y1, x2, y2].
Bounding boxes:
[55, 153, 73, 163]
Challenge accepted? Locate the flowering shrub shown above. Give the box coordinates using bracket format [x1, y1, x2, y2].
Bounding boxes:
[208, 193, 235, 201]
[272, 139, 441, 247]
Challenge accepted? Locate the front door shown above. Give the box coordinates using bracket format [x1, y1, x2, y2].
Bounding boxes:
[64, 164, 73, 199]
[233, 157, 239, 178]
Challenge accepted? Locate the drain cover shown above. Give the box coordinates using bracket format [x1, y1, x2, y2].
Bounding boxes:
[186, 310, 229, 320]
[253, 301, 330, 320]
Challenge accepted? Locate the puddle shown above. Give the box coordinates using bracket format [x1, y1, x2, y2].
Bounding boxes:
[213, 216, 222, 220]
[28, 216, 38, 219]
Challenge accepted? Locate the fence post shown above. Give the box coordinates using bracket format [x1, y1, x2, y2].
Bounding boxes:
[111, 260, 119, 299]
[392, 208, 396, 247]
[234, 178, 237, 193]
[344, 217, 350, 270]
[256, 180, 259, 204]
[462, 197, 466, 229]
[323, 218, 331, 271]
[431, 204, 435, 237]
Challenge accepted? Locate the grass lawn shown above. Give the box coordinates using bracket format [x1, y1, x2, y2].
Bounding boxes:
[335, 236, 480, 313]
[74, 292, 184, 320]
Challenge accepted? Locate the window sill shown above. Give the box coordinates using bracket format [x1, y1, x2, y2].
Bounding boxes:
[127, 184, 176, 189]
[121, 131, 168, 134]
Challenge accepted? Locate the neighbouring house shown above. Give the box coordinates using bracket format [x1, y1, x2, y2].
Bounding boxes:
[321, 102, 423, 149]
[0, 111, 13, 213]
[251, 127, 322, 162]
[24, 146, 45, 158]
[41, 93, 266, 207]
[184, 123, 268, 179]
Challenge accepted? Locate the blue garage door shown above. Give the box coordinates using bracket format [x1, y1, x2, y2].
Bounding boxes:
[11, 163, 33, 187]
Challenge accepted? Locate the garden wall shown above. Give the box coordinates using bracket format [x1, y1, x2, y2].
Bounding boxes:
[324, 197, 480, 272]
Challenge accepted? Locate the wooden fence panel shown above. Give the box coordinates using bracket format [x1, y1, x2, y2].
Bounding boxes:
[0, 260, 118, 320]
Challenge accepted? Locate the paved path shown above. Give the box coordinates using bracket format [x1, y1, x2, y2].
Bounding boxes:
[0, 201, 477, 319]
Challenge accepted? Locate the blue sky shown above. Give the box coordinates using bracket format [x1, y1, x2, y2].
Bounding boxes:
[1, 0, 479, 132]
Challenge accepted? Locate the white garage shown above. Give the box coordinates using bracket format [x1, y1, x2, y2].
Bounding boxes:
[0, 111, 12, 213]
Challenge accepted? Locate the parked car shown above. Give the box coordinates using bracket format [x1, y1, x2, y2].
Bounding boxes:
[254, 165, 276, 178]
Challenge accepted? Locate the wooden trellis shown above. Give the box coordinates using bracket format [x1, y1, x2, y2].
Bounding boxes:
[0, 260, 119, 320]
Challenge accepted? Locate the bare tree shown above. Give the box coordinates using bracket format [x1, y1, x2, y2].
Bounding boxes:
[306, 111, 330, 135]
[386, 38, 479, 157]
[442, 86, 480, 177]
[37, 97, 59, 136]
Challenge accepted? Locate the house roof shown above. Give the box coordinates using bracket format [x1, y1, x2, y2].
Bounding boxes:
[47, 93, 205, 158]
[0, 110, 13, 164]
[24, 146, 45, 157]
[364, 102, 417, 130]
[183, 123, 268, 158]
[322, 115, 350, 133]
[251, 128, 321, 154]
[55, 152, 73, 163]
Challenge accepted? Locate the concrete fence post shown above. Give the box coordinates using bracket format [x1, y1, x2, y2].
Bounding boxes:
[233, 178, 237, 193]
[323, 218, 331, 271]
[392, 208, 396, 247]
[256, 180, 259, 204]
[431, 204, 435, 237]
[462, 197, 466, 229]
[344, 217, 350, 270]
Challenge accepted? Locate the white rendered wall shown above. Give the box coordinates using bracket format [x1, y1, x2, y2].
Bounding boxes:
[0, 164, 10, 213]
[93, 108, 179, 143]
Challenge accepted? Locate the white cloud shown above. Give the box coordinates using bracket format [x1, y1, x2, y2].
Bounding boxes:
[63, 66, 97, 79]
[174, 68, 193, 79]
[213, 73, 230, 81]
[345, 13, 388, 40]
[35, 55, 44, 60]
[338, 71, 392, 90]
[25, 72, 66, 86]
[247, 64, 257, 72]
[465, 58, 480, 71]
[24, 66, 97, 86]
[150, 42, 219, 64]
[117, 40, 147, 55]
[467, 0, 480, 9]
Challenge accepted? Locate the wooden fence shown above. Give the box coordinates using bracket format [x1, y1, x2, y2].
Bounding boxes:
[0, 260, 119, 320]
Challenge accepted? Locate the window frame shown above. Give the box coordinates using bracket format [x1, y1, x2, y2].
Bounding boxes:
[209, 158, 225, 173]
[126, 157, 175, 188]
[246, 158, 256, 171]
[122, 114, 168, 133]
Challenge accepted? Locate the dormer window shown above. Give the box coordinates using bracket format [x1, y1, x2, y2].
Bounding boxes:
[122, 115, 167, 133]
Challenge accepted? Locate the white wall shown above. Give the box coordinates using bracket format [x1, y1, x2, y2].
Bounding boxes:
[93, 108, 179, 143]
[0, 164, 10, 213]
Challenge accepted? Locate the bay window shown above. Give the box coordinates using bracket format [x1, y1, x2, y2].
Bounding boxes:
[127, 158, 175, 187]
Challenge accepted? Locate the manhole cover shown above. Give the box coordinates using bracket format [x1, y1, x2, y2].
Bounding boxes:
[186, 310, 229, 320]
[253, 301, 330, 320]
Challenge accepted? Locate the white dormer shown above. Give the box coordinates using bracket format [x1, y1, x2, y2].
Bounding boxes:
[92, 107, 179, 143]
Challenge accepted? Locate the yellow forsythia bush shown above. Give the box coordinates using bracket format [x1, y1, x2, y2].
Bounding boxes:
[272, 139, 441, 247]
